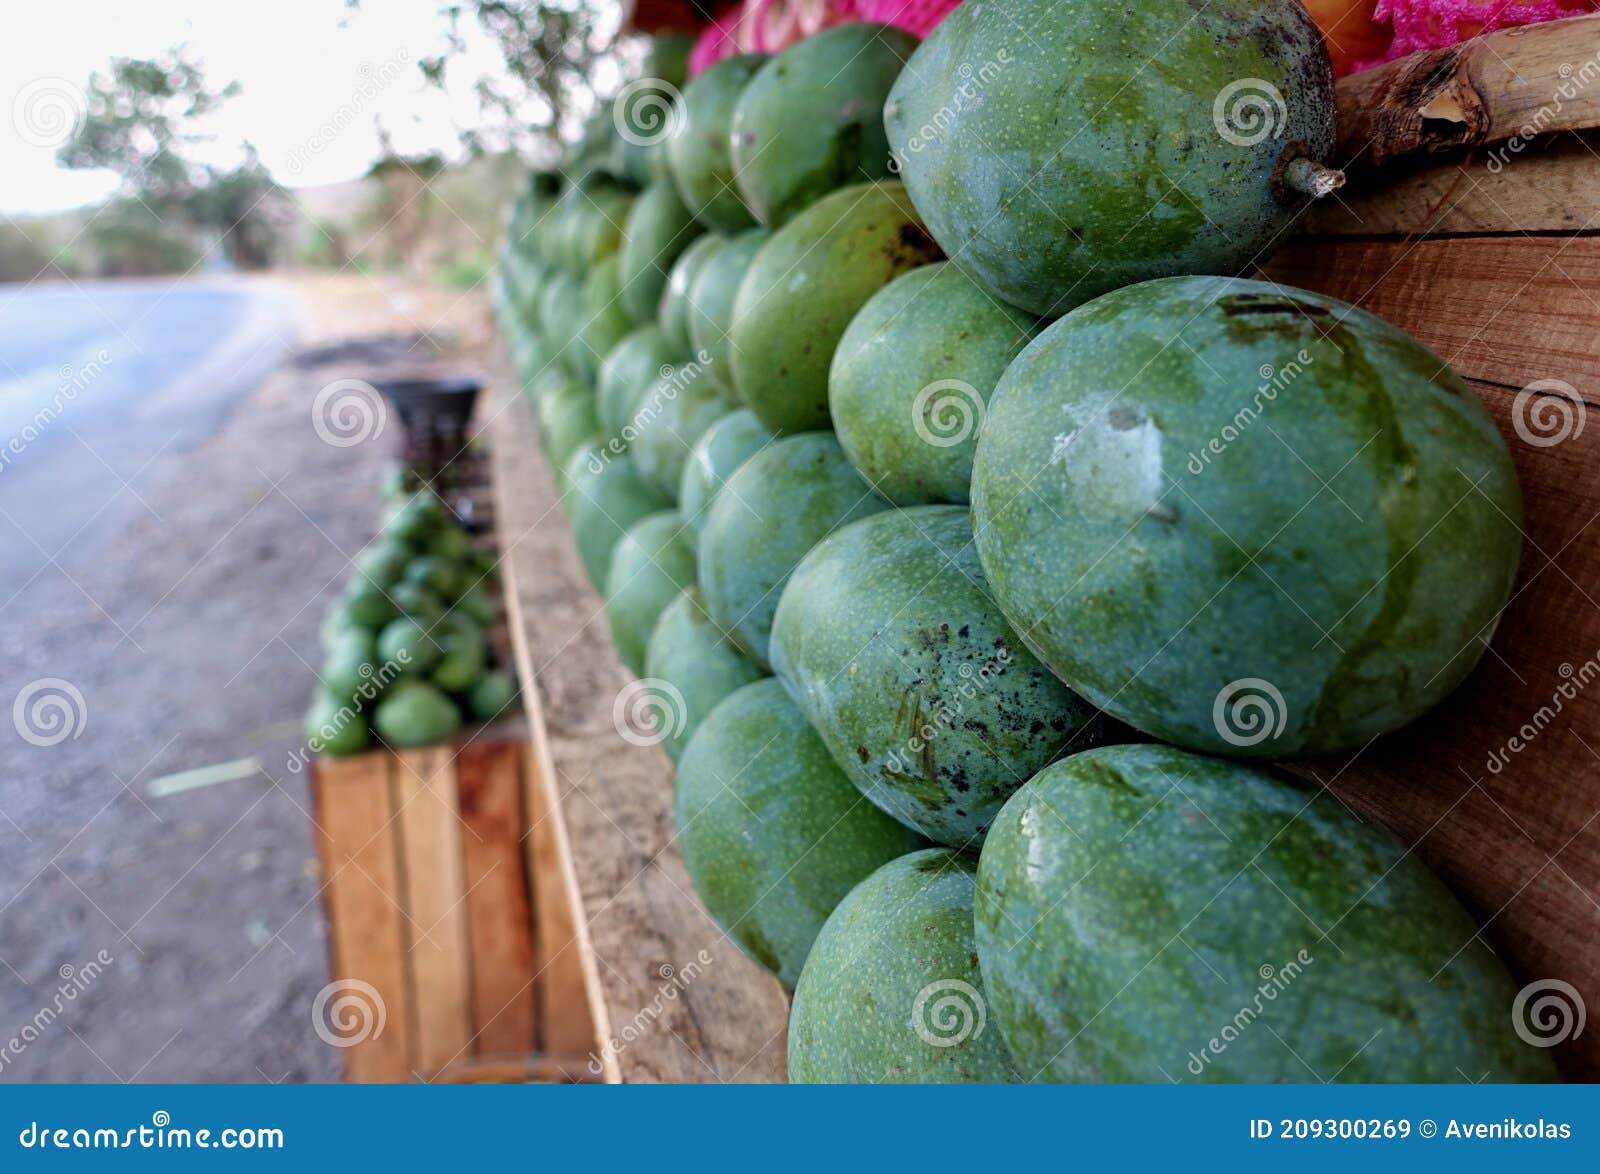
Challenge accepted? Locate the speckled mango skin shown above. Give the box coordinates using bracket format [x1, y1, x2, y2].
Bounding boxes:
[562, 444, 671, 590]
[976, 745, 1558, 1083]
[971, 276, 1523, 757]
[536, 380, 601, 480]
[731, 180, 942, 433]
[730, 24, 917, 228]
[598, 324, 678, 442]
[619, 180, 704, 324]
[771, 506, 1113, 847]
[789, 849, 1021, 1083]
[677, 408, 775, 543]
[604, 511, 698, 675]
[830, 263, 1039, 504]
[675, 678, 927, 985]
[666, 54, 768, 232]
[658, 233, 726, 354]
[886, 0, 1335, 317]
[698, 432, 891, 668]
[630, 363, 733, 501]
[644, 587, 767, 762]
[687, 228, 768, 399]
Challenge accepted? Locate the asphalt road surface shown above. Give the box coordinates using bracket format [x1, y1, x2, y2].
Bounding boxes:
[0, 277, 380, 1082]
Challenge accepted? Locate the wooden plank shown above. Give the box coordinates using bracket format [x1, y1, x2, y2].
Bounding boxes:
[393, 745, 472, 1077]
[312, 753, 413, 1083]
[458, 739, 539, 1058]
[1305, 129, 1600, 236]
[1336, 14, 1600, 167]
[487, 382, 792, 1083]
[1271, 229, 1600, 1081]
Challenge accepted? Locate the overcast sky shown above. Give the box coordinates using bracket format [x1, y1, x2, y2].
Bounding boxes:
[0, 0, 526, 215]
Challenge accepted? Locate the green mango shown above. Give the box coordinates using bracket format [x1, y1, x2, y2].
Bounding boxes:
[538, 377, 603, 477]
[573, 255, 637, 385]
[830, 262, 1039, 505]
[373, 680, 462, 749]
[604, 511, 697, 675]
[666, 53, 767, 231]
[598, 324, 679, 443]
[971, 276, 1522, 757]
[790, 849, 1020, 1083]
[323, 629, 378, 703]
[562, 444, 672, 590]
[431, 620, 487, 693]
[698, 432, 890, 669]
[730, 24, 917, 227]
[643, 587, 766, 762]
[376, 616, 442, 676]
[730, 180, 940, 433]
[686, 227, 767, 399]
[352, 538, 409, 594]
[537, 270, 587, 375]
[771, 506, 1113, 847]
[384, 491, 446, 546]
[424, 524, 473, 564]
[341, 584, 396, 631]
[403, 555, 463, 602]
[645, 31, 695, 89]
[675, 678, 926, 985]
[658, 233, 725, 354]
[677, 408, 774, 543]
[630, 362, 730, 501]
[886, 0, 1338, 316]
[976, 744, 1558, 1083]
[306, 692, 370, 757]
[468, 670, 519, 722]
[388, 580, 446, 623]
[618, 180, 704, 324]
[456, 582, 497, 627]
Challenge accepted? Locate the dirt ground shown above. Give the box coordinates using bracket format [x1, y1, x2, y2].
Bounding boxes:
[0, 273, 499, 1082]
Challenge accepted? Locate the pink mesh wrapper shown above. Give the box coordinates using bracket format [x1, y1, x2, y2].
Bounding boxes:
[1352, 0, 1599, 71]
[687, 0, 964, 75]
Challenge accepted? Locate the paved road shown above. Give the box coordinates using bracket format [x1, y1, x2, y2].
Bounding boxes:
[0, 281, 294, 577]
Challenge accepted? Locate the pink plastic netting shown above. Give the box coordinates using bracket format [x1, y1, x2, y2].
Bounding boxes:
[688, 0, 962, 75]
[1356, 0, 1598, 68]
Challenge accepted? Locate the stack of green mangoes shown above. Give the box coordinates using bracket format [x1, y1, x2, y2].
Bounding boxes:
[307, 475, 519, 757]
[488, 12, 1556, 1085]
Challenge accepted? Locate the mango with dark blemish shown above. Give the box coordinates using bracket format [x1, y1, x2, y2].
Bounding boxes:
[970, 275, 1522, 757]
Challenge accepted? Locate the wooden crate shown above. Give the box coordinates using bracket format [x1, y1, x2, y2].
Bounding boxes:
[311, 727, 602, 1083]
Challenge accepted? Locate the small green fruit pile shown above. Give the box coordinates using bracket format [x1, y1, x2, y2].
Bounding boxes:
[486, 19, 1551, 1087]
[306, 475, 518, 757]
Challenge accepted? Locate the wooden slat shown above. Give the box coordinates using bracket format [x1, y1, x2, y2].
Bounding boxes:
[393, 746, 472, 1077]
[458, 739, 539, 1057]
[1336, 14, 1600, 167]
[488, 383, 792, 1083]
[312, 753, 413, 1083]
[1271, 225, 1600, 1080]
